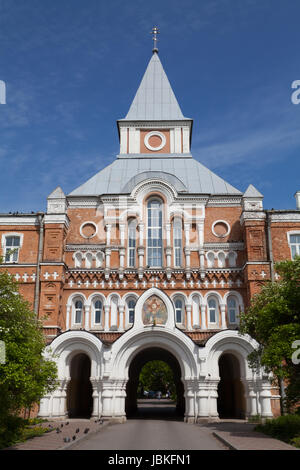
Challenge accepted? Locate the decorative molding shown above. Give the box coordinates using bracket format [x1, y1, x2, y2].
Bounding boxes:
[270, 212, 300, 222]
[204, 242, 244, 250]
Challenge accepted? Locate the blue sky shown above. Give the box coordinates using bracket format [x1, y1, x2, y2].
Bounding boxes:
[0, 0, 299, 212]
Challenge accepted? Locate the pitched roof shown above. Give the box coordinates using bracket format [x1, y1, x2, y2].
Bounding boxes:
[68, 156, 242, 196]
[121, 52, 190, 121]
[243, 184, 263, 198]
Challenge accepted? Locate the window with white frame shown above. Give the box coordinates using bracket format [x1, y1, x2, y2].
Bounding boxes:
[173, 217, 182, 267]
[74, 252, 83, 268]
[174, 297, 184, 324]
[147, 199, 163, 267]
[93, 299, 103, 325]
[127, 298, 136, 324]
[207, 252, 215, 268]
[288, 234, 300, 259]
[227, 296, 238, 324]
[74, 299, 83, 325]
[208, 298, 218, 325]
[3, 235, 22, 263]
[128, 219, 137, 268]
[85, 252, 93, 269]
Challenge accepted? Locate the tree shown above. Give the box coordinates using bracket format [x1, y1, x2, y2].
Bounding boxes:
[138, 361, 176, 398]
[239, 257, 300, 411]
[0, 266, 58, 431]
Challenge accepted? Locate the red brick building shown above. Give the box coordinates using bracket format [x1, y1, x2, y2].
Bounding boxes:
[1, 48, 300, 422]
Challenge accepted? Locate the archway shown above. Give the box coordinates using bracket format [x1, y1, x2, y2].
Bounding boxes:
[67, 353, 93, 418]
[125, 347, 185, 420]
[217, 353, 246, 419]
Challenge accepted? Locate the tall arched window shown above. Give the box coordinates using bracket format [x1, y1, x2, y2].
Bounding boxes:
[74, 300, 83, 324]
[173, 217, 182, 267]
[174, 298, 184, 323]
[128, 219, 137, 268]
[94, 299, 103, 325]
[127, 298, 136, 324]
[147, 199, 163, 267]
[227, 297, 238, 324]
[207, 252, 215, 268]
[85, 252, 93, 269]
[208, 298, 218, 324]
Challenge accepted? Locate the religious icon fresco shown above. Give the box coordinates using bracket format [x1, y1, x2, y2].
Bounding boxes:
[142, 295, 168, 325]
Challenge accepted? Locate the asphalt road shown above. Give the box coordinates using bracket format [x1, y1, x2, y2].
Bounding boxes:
[70, 400, 226, 450]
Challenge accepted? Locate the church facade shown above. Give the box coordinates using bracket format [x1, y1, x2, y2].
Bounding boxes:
[1, 49, 300, 423]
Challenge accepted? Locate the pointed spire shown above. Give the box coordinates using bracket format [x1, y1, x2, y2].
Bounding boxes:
[123, 53, 189, 121]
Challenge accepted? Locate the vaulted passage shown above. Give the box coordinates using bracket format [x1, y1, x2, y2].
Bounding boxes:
[67, 353, 93, 418]
[217, 353, 246, 419]
[125, 347, 185, 421]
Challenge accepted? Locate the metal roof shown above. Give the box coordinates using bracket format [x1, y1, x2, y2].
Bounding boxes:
[68, 156, 242, 196]
[120, 52, 190, 121]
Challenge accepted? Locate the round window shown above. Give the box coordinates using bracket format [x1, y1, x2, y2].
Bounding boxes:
[144, 131, 166, 151]
[80, 222, 97, 239]
[212, 220, 230, 238]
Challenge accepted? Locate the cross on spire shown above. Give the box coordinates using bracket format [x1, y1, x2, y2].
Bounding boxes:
[151, 26, 159, 53]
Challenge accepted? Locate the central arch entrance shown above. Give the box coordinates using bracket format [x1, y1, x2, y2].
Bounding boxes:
[125, 347, 185, 420]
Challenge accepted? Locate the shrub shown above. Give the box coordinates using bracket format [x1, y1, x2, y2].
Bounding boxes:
[255, 414, 300, 445]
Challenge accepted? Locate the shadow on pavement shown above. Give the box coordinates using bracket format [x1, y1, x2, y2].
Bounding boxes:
[127, 399, 184, 422]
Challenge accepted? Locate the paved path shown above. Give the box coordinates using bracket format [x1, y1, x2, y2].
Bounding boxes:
[70, 419, 226, 450]
[202, 421, 299, 451]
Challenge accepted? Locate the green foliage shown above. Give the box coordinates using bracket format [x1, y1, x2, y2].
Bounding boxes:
[0, 266, 58, 447]
[255, 414, 300, 447]
[239, 257, 300, 409]
[138, 360, 176, 398]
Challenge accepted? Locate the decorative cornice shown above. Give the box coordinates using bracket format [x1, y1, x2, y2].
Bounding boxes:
[270, 212, 300, 222]
[203, 242, 244, 250]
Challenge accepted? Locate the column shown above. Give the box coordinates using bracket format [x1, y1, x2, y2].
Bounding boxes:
[106, 224, 111, 246]
[184, 223, 190, 247]
[184, 247, 191, 269]
[165, 247, 172, 268]
[119, 247, 125, 269]
[174, 126, 182, 153]
[119, 127, 128, 154]
[200, 304, 207, 330]
[119, 305, 125, 331]
[66, 305, 71, 330]
[105, 248, 111, 269]
[104, 304, 110, 331]
[84, 304, 90, 330]
[220, 304, 227, 329]
[184, 380, 196, 423]
[259, 379, 274, 418]
[119, 223, 125, 246]
[90, 378, 102, 418]
[186, 303, 192, 330]
[138, 223, 144, 246]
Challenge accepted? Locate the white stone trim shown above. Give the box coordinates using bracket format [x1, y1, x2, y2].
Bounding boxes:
[144, 131, 166, 151]
[79, 221, 98, 239]
[211, 220, 230, 238]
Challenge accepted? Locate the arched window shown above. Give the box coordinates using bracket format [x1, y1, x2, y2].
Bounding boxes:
[208, 298, 218, 324]
[218, 252, 226, 268]
[85, 252, 93, 269]
[128, 219, 137, 268]
[94, 299, 103, 325]
[228, 251, 237, 267]
[74, 300, 83, 324]
[173, 217, 182, 267]
[95, 251, 104, 268]
[174, 298, 184, 324]
[207, 252, 215, 268]
[74, 252, 82, 268]
[147, 199, 163, 267]
[227, 297, 238, 324]
[127, 298, 136, 324]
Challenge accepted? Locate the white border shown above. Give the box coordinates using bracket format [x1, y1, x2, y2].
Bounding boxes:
[212, 220, 230, 238]
[79, 221, 98, 239]
[144, 131, 166, 152]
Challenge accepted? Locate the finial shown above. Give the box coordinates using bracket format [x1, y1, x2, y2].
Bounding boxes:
[150, 26, 159, 53]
